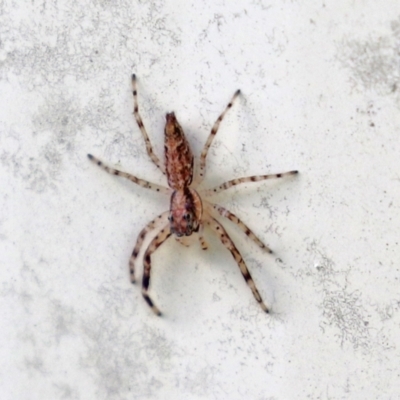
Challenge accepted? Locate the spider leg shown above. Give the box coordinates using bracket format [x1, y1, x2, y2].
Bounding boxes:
[175, 236, 192, 247]
[204, 201, 272, 253]
[87, 154, 171, 195]
[203, 170, 298, 196]
[198, 224, 208, 250]
[131, 74, 166, 174]
[142, 224, 172, 316]
[129, 211, 169, 283]
[175, 229, 207, 250]
[197, 89, 240, 184]
[205, 215, 269, 313]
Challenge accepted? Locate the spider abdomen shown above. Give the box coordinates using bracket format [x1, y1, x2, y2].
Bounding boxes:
[164, 112, 194, 189]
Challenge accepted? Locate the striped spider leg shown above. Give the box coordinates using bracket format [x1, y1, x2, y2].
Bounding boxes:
[204, 215, 269, 313]
[88, 74, 298, 316]
[195, 89, 241, 185]
[203, 201, 273, 254]
[201, 170, 298, 197]
[131, 74, 165, 174]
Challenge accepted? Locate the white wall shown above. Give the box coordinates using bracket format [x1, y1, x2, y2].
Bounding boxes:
[1, 1, 400, 399]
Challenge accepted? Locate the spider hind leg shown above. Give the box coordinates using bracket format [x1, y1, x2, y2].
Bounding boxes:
[197, 89, 240, 184]
[131, 74, 166, 174]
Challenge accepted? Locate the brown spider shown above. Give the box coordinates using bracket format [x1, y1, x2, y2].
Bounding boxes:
[88, 74, 298, 316]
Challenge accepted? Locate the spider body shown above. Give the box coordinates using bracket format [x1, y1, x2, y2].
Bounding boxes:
[88, 74, 298, 316]
[164, 112, 194, 189]
[169, 188, 202, 237]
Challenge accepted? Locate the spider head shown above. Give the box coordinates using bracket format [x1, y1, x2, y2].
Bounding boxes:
[169, 188, 202, 237]
[169, 210, 197, 237]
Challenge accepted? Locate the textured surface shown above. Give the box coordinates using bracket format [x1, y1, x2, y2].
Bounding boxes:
[1, 1, 400, 399]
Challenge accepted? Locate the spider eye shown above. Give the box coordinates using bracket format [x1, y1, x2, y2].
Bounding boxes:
[184, 213, 191, 221]
[168, 215, 174, 222]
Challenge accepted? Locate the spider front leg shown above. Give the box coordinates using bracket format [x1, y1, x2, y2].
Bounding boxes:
[206, 216, 269, 313]
[142, 224, 172, 316]
[87, 154, 171, 195]
[197, 89, 240, 184]
[175, 229, 208, 250]
[203, 170, 298, 196]
[129, 211, 169, 283]
[131, 74, 166, 174]
[204, 201, 272, 253]
[175, 236, 192, 247]
[198, 224, 208, 250]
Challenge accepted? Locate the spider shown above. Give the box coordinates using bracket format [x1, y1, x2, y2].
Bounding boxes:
[88, 74, 298, 316]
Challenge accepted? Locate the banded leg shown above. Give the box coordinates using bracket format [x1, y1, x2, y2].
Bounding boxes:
[197, 89, 241, 183]
[206, 216, 269, 313]
[205, 201, 272, 253]
[131, 74, 166, 174]
[175, 228, 208, 250]
[175, 236, 192, 247]
[129, 211, 169, 283]
[203, 170, 298, 196]
[87, 154, 171, 195]
[142, 224, 172, 316]
[198, 224, 208, 250]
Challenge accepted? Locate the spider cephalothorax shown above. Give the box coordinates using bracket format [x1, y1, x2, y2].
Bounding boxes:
[88, 74, 298, 316]
[169, 188, 202, 237]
